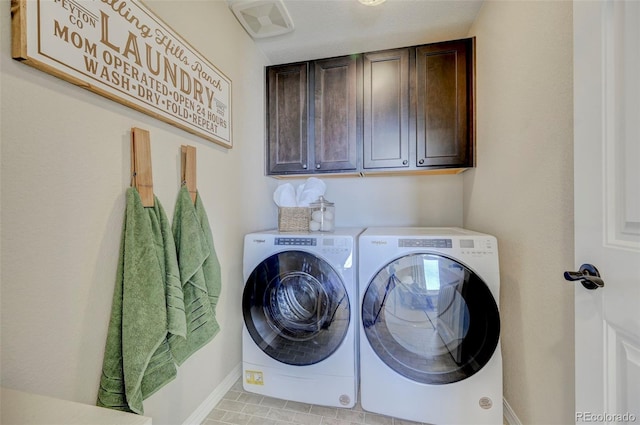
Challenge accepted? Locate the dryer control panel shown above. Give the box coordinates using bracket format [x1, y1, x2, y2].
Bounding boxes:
[395, 237, 496, 256]
[459, 238, 496, 256]
[399, 238, 453, 248]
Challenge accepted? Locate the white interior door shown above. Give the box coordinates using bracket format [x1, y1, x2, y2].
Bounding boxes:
[573, 1, 640, 423]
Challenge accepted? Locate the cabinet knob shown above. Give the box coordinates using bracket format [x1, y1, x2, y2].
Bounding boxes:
[316, 164, 321, 169]
[419, 159, 425, 165]
[402, 160, 408, 165]
[302, 164, 307, 169]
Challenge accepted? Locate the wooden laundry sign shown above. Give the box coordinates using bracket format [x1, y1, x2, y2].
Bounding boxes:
[11, 0, 233, 149]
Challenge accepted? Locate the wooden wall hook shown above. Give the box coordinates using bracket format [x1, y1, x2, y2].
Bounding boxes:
[131, 128, 154, 207]
[181, 145, 197, 204]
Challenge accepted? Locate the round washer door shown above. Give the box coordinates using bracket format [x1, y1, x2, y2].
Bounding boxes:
[243, 250, 350, 366]
[361, 253, 500, 384]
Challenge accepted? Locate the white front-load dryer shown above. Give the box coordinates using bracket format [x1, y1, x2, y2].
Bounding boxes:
[242, 228, 363, 408]
[359, 227, 503, 424]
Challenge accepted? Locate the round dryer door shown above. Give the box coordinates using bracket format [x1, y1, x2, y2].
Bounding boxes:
[361, 253, 500, 384]
[243, 250, 350, 366]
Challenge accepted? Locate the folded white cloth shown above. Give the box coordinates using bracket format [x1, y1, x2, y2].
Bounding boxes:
[273, 178, 326, 207]
[296, 178, 326, 207]
[273, 183, 297, 207]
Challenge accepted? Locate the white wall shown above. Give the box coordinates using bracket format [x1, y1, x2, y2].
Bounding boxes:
[0, 1, 272, 424]
[282, 174, 463, 229]
[0, 1, 463, 424]
[464, 1, 574, 423]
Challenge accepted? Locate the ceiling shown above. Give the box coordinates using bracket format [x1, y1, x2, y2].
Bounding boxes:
[228, 0, 484, 65]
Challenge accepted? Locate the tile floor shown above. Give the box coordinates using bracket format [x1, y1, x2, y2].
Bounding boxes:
[201, 378, 428, 425]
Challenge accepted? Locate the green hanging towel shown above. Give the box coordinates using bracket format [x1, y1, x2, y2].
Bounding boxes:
[169, 186, 222, 365]
[97, 188, 186, 414]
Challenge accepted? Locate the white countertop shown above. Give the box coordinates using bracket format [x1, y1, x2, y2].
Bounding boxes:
[1, 388, 152, 425]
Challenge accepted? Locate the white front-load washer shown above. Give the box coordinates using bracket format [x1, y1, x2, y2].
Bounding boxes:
[358, 227, 503, 425]
[242, 228, 363, 408]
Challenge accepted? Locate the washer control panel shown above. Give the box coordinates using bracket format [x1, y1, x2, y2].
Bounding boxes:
[320, 237, 350, 255]
[273, 236, 351, 256]
[274, 237, 317, 246]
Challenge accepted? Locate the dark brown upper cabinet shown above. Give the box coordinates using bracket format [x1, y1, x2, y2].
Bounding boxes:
[266, 37, 475, 177]
[415, 38, 474, 169]
[313, 56, 359, 172]
[363, 48, 410, 170]
[267, 63, 309, 174]
[266, 56, 360, 175]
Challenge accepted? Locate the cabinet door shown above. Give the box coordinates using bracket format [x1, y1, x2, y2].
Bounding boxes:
[313, 56, 359, 172]
[363, 48, 410, 169]
[267, 63, 310, 174]
[415, 39, 474, 168]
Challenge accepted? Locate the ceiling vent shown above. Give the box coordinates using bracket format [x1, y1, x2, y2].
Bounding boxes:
[230, 0, 294, 39]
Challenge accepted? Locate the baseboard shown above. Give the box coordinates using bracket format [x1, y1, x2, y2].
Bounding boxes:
[503, 397, 522, 425]
[182, 363, 242, 425]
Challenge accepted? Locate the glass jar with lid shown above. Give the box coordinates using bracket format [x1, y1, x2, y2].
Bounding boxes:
[309, 196, 335, 232]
